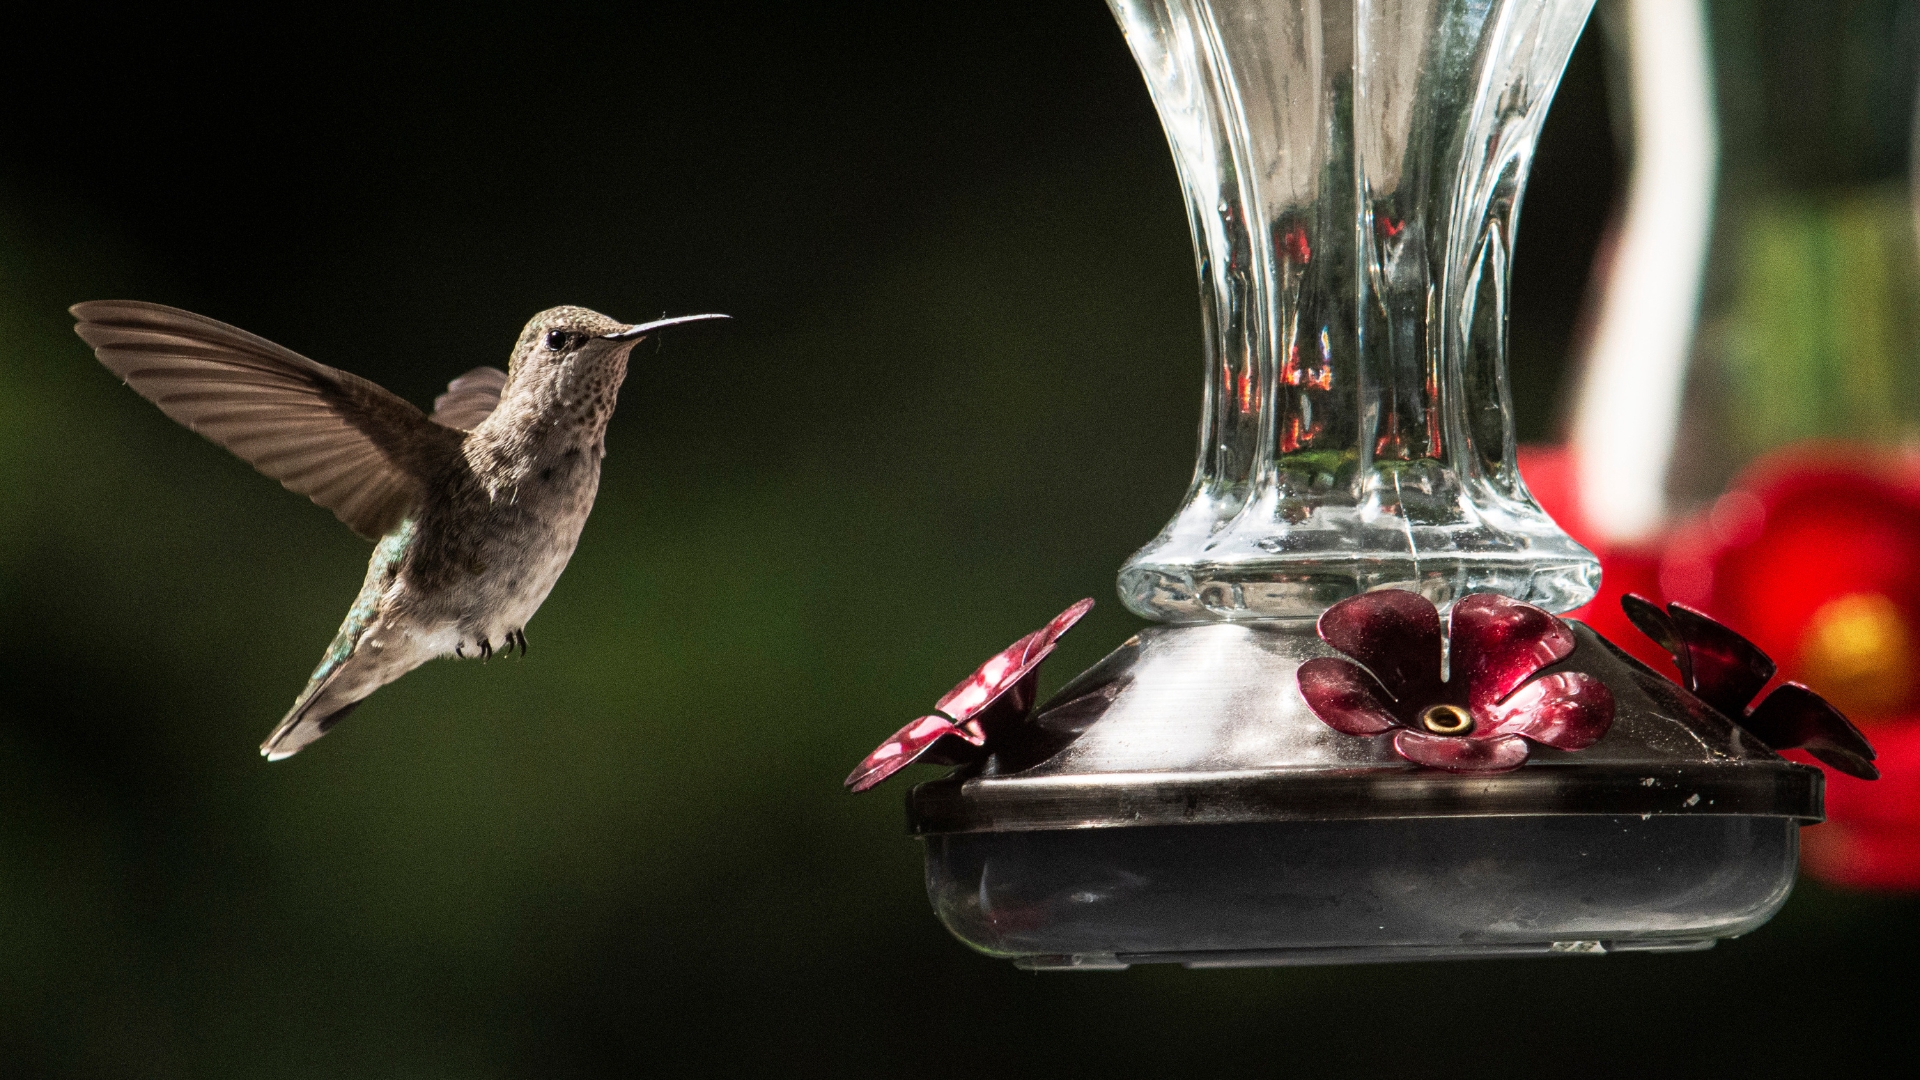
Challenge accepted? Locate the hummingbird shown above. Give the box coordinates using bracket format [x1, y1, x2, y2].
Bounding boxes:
[72, 300, 727, 760]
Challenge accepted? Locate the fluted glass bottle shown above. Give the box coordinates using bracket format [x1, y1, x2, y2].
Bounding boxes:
[1111, 0, 1601, 622]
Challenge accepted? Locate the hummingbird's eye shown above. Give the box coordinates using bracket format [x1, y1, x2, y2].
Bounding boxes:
[544, 329, 575, 352]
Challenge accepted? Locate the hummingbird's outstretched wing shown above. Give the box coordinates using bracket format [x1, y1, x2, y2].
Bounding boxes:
[430, 366, 508, 431]
[72, 300, 463, 541]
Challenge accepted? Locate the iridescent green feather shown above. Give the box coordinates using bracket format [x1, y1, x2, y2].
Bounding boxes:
[300, 519, 416, 689]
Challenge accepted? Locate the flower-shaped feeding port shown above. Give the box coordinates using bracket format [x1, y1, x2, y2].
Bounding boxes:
[1622, 594, 1879, 780]
[1298, 591, 1615, 772]
[846, 599, 1093, 792]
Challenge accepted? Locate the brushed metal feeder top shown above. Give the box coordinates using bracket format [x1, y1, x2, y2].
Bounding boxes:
[907, 621, 1822, 836]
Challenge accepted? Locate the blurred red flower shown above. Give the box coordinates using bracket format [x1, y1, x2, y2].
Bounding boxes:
[1521, 442, 1920, 889]
[1661, 446, 1920, 888]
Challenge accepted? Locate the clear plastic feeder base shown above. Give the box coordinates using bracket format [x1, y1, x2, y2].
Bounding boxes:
[907, 620, 1823, 969]
[927, 815, 1796, 970]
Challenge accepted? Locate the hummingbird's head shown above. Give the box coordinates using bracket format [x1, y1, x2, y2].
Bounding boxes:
[509, 306, 728, 374]
[503, 306, 729, 405]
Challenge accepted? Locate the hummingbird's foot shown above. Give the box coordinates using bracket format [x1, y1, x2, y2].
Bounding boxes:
[456, 634, 519, 660]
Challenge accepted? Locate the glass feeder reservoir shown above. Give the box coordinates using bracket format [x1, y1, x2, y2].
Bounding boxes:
[878, 0, 1843, 970]
[1111, 0, 1602, 622]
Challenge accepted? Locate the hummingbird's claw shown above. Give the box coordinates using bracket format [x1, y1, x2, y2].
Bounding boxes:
[456, 635, 520, 660]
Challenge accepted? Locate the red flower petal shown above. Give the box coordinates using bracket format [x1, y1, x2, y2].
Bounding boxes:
[1746, 682, 1879, 780]
[1391, 729, 1530, 772]
[1482, 671, 1615, 750]
[1315, 591, 1442, 709]
[1621, 593, 1688, 679]
[934, 598, 1094, 722]
[1297, 658, 1401, 735]
[1042, 597, 1096, 640]
[1449, 593, 1575, 714]
[1665, 602, 1776, 715]
[845, 714, 986, 793]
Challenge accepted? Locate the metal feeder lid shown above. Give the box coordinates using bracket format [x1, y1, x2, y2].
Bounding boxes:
[907, 620, 1822, 836]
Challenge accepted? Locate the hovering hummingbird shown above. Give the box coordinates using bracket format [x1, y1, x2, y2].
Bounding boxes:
[72, 300, 727, 760]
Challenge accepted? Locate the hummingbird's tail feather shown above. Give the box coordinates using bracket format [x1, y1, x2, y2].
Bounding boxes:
[261, 521, 428, 761]
[261, 663, 372, 761]
[261, 639, 431, 760]
[261, 614, 433, 761]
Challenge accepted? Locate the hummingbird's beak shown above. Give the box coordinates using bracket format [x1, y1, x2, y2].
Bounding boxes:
[603, 313, 731, 341]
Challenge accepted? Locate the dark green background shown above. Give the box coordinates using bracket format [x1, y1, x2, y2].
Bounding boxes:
[0, 3, 1908, 1076]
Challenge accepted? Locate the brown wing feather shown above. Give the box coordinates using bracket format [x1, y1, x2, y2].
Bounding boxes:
[72, 300, 463, 540]
[430, 366, 508, 431]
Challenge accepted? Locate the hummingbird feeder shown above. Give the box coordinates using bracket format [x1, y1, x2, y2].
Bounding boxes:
[850, 0, 1878, 969]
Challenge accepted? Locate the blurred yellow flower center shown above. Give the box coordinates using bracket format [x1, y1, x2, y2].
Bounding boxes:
[1798, 592, 1913, 720]
[1420, 704, 1474, 735]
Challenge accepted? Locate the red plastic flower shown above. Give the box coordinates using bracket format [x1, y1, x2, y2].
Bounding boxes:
[1297, 591, 1615, 772]
[1623, 593, 1878, 780]
[845, 599, 1093, 792]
